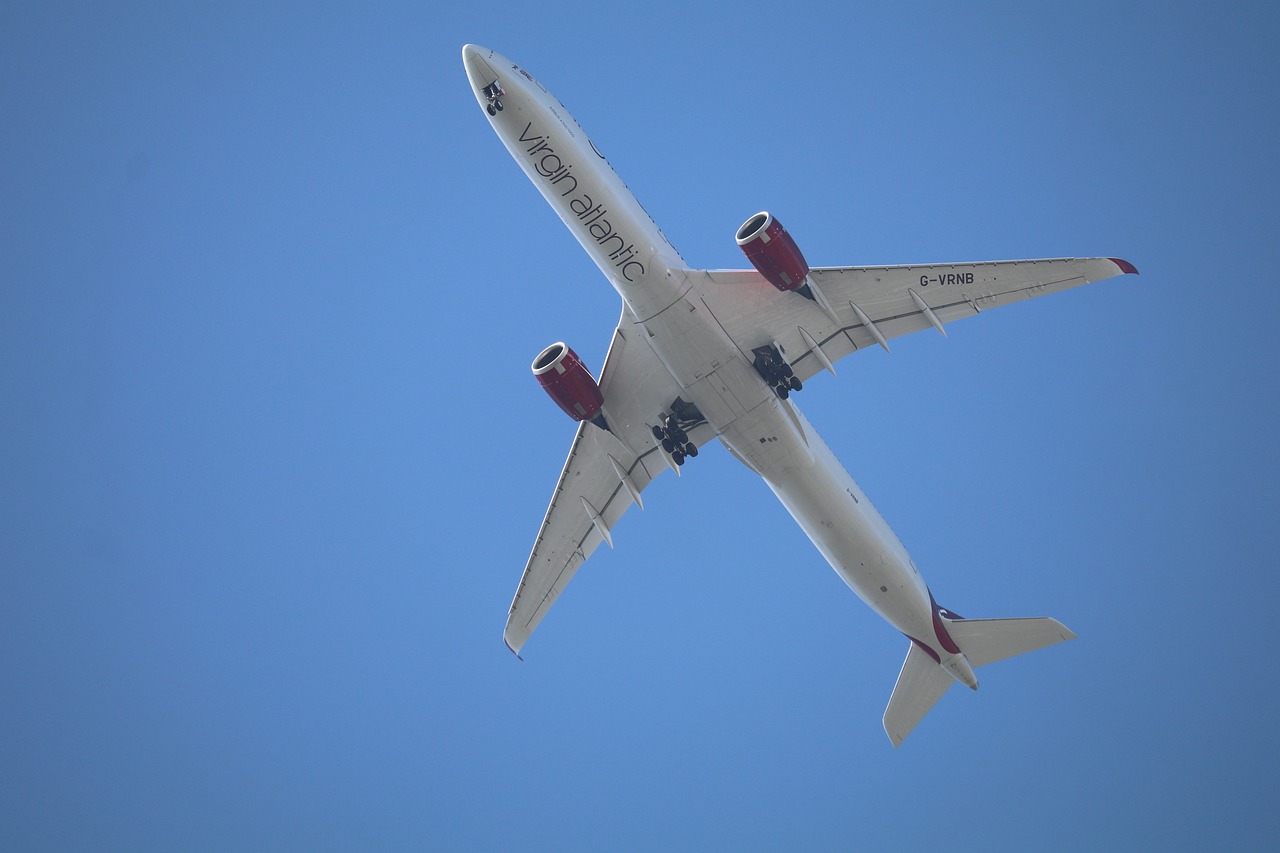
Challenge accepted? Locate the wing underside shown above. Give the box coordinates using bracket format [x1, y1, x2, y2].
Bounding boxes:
[504, 314, 712, 655]
[696, 257, 1136, 383]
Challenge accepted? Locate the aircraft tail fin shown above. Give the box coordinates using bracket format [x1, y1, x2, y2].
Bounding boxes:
[883, 616, 1076, 747]
[883, 642, 954, 748]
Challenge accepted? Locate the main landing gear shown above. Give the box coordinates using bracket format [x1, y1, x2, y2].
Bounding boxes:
[752, 343, 803, 400]
[483, 82, 505, 116]
[651, 398, 704, 466]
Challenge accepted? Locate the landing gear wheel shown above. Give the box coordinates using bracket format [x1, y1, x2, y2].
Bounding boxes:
[672, 451, 685, 466]
[486, 104, 496, 116]
[781, 363, 794, 378]
[651, 425, 665, 441]
[661, 437, 675, 453]
[790, 377, 802, 392]
[685, 443, 698, 457]
[494, 99, 503, 112]
[672, 428, 687, 444]
[777, 386, 790, 400]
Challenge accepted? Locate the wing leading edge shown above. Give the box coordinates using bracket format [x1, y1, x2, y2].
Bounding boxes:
[696, 257, 1137, 384]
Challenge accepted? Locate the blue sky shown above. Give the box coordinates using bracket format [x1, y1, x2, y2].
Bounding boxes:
[3, 1, 1279, 849]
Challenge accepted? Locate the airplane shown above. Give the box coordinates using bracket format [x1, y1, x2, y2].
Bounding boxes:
[462, 44, 1137, 745]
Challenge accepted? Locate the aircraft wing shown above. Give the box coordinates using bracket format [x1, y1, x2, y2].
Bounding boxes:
[505, 311, 713, 656]
[694, 257, 1137, 383]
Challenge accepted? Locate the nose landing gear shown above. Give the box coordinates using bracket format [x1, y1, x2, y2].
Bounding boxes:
[483, 82, 505, 116]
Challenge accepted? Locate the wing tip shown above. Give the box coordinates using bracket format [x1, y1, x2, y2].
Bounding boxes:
[504, 635, 525, 661]
[1108, 257, 1139, 276]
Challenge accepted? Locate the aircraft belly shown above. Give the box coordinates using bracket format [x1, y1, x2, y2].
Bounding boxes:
[630, 271, 935, 638]
[714, 396, 809, 473]
[635, 288, 775, 435]
[683, 371, 747, 433]
[749, 405, 932, 635]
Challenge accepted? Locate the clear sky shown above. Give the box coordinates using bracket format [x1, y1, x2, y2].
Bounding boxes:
[4, 1, 1279, 849]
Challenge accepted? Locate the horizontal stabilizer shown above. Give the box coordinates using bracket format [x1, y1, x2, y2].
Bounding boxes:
[883, 643, 954, 748]
[944, 617, 1076, 668]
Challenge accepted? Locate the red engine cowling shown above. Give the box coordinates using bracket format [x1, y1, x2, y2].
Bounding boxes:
[532, 342, 605, 423]
[735, 211, 811, 292]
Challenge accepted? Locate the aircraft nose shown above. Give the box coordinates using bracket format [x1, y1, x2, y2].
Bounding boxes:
[462, 43, 499, 91]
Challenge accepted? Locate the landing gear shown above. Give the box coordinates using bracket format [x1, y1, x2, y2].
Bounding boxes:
[654, 398, 706, 467]
[659, 412, 689, 466]
[752, 343, 803, 400]
[482, 82, 505, 116]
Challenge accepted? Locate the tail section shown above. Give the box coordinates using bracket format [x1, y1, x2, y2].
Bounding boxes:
[883, 642, 955, 747]
[883, 616, 1076, 747]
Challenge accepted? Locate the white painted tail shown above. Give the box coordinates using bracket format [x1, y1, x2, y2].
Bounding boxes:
[883, 643, 953, 747]
[883, 617, 1076, 747]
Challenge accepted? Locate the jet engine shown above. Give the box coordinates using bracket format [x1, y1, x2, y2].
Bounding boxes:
[532, 342, 606, 425]
[735, 211, 811, 292]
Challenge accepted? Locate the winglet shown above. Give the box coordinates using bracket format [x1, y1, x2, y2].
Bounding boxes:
[1108, 257, 1139, 275]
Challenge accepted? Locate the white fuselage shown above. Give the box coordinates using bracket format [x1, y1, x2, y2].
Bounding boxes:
[465, 46, 972, 679]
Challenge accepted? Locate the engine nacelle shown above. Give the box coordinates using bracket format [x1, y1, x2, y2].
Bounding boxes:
[735, 211, 811, 292]
[532, 342, 605, 424]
